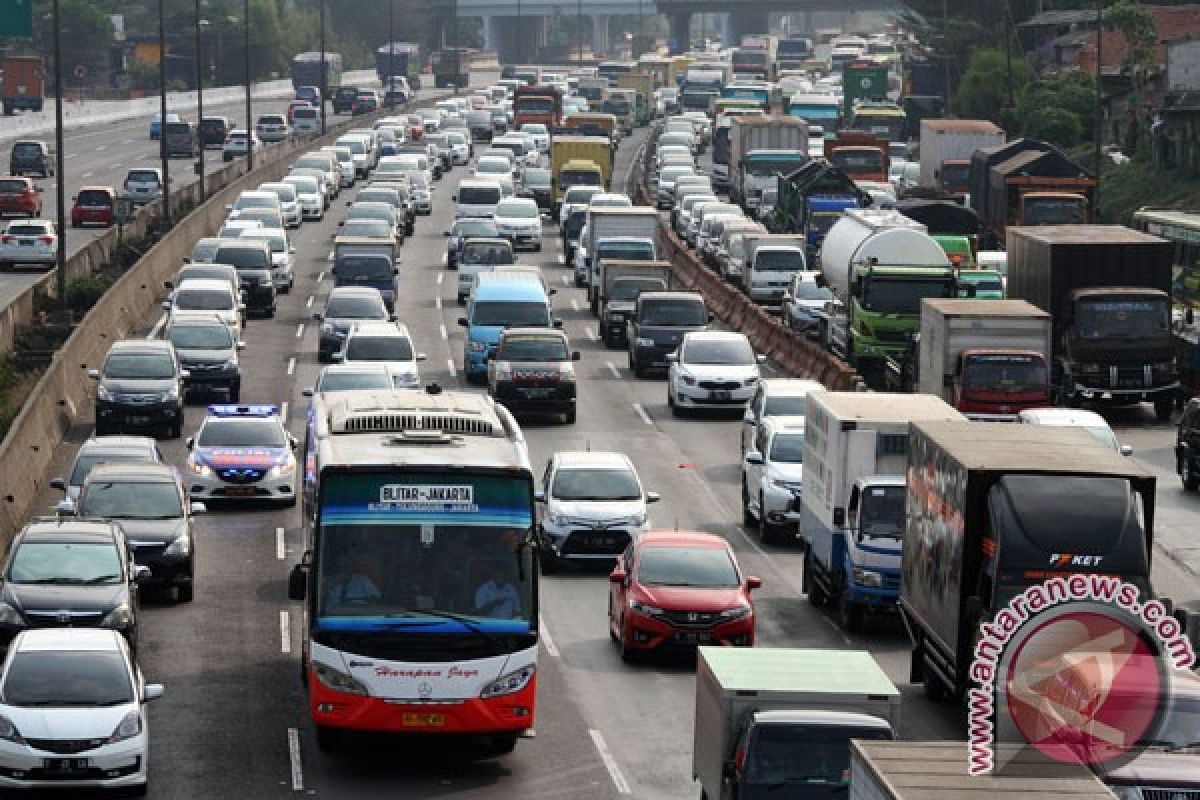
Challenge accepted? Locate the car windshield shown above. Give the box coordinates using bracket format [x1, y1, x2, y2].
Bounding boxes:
[597, 242, 654, 261]
[9, 541, 122, 585]
[335, 257, 393, 281]
[127, 171, 160, 184]
[325, 296, 385, 318]
[318, 371, 393, 392]
[69, 452, 150, 486]
[564, 188, 601, 205]
[477, 160, 510, 174]
[769, 432, 804, 463]
[342, 221, 393, 238]
[462, 244, 514, 265]
[471, 301, 550, 327]
[792, 281, 831, 301]
[176, 289, 233, 311]
[236, 195, 275, 210]
[858, 484, 907, 539]
[79, 480, 182, 520]
[197, 418, 285, 448]
[684, 338, 754, 365]
[345, 335, 413, 361]
[2, 651, 134, 707]
[745, 724, 892, 788]
[77, 190, 112, 206]
[242, 233, 286, 253]
[552, 468, 640, 501]
[285, 177, 319, 194]
[637, 546, 739, 588]
[755, 250, 803, 271]
[497, 202, 537, 219]
[348, 207, 395, 225]
[641, 299, 706, 327]
[104, 353, 175, 379]
[763, 395, 807, 416]
[0, 180, 29, 192]
[455, 220, 498, 237]
[214, 247, 269, 269]
[12, 143, 42, 158]
[169, 324, 233, 350]
[459, 186, 502, 205]
[5, 224, 48, 236]
[611, 279, 667, 302]
[499, 335, 567, 361]
[524, 170, 552, 188]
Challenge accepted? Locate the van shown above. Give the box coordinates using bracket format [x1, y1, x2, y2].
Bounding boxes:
[199, 116, 231, 149]
[212, 240, 277, 316]
[332, 247, 398, 311]
[459, 274, 556, 382]
[457, 236, 515, 303]
[164, 121, 199, 158]
[164, 278, 243, 337]
[454, 179, 504, 219]
[293, 106, 320, 137]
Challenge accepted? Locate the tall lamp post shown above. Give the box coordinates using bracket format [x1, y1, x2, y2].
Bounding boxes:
[195, 7, 208, 200]
[244, 0, 253, 171]
[388, 2, 395, 107]
[158, 0, 170, 225]
[577, 0, 583, 64]
[52, 0, 67, 311]
[1093, 0, 1104, 197]
[319, 0, 327, 135]
[516, 0, 522, 64]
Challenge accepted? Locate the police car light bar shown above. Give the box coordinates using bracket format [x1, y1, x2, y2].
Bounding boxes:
[207, 404, 279, 417]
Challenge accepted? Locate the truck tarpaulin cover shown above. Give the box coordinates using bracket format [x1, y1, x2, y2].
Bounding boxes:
[896, 199, 983, 236]
[968, 139, 1055, 220]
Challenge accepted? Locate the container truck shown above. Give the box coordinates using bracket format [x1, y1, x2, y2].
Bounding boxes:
[818, 208, 955, 385]
[582, 207, 660, 312]
[513, 85, 563, 130]
[728, 116, 808, 210]
[599, 260, 672, 347]
[824, 131, 889, 183]
[2, 56, 45, 115]
[841, 61, 889, 119]
[776, 36, 814, 72]
[732, 48, 772, 81]
[576, 76, 609, 104]
[918, 119, 1005, 197]
[741, 233, 807, 308]
[550, 135, 612, 209]
[374, 43, 421, 89]
[615, 72, 655, 126]
[786, 93, 841, 129]
[847, 101, 907, 144]
[693, 647, 899, 800]
[770, 159, 867, 262]
[849, 741, 1121, 800]
[800, 392, 965, 632]
[602, 88, 637, 134]
[900, 420, 1157, 701]
[681, 67, 725, 113]
[1006, 225, 1177, 421]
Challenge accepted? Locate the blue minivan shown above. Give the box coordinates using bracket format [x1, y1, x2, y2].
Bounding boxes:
[458, 274, 557, 382]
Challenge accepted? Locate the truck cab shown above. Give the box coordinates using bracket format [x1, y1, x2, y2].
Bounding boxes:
[744, 242, 806, 309]
[1019, 190, 1090, 226]
[954, 350, 1050, 419]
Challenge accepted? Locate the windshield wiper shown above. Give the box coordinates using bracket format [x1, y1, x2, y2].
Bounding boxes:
[391, 610, 499, 652]
[84, 574, 121, 584]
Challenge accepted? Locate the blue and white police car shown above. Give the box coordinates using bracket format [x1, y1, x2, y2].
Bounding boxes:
[185, 405, 297, 505]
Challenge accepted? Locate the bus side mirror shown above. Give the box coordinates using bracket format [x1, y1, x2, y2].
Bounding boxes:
[288, 560, 309, 601]
[832, 507, 845, 527]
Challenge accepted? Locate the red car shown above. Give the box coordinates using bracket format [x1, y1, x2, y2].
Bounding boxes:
[405, 114, 425, 141]
[70, 185, 117, 227]
[0, 176, 42, 218]
[608, 531, 760, 661]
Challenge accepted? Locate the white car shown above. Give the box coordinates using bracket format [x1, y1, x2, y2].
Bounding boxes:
[741, 415, 805, 544]
[257, 182, 302, 228]
[185, 404, 297, 504]
[332, 321, 426, 388]
[520, 123, 550, 153]
[0, 218, 57, 270]
[0, 629, 162, 793]
[536, 450, 660, 572]
[1015, 408, 1133, 456]
[283, 174, 325, 220]
[222, 129, 262, 162]
[781, 271, 835, 336]
[238, 228, 295, 292]
[741, 377, 825, 453]
[667, 331, 763, 416]
[216, 218, 262, 239]
[335, 135, 373, 179]
[492, 197, 542, 251]
[445, 131, 471, 165]
[164, 278, 243, 338]
[255, 113, 290, 143]
[473, 155, 516, 194]
[226, 190, 281, 221]
[320, 146, 357, 187]
[558, 185, 603, 227]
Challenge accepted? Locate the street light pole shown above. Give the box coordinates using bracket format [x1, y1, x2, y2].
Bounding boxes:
[577, 0, 583, 64]
[244, 0, 253, 171]
[52, 0, 67, 312]
[158, 0, 170, 226]
[195, 1, 206, 200]
[1094, 0, 1104, 195]
[517, 0, 522, 64]
[388, 2, 395, 107]
[319, 0, 327, 135]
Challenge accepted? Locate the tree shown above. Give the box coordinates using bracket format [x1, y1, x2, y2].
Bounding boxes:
[32, 0, 115, 88]
[954, 47, 1031, 123]
[1023, 107, 1085, 148]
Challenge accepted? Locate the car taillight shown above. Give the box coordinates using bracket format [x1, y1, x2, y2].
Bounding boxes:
[0, 236, 13, 244]
[39, 236, 55, 244]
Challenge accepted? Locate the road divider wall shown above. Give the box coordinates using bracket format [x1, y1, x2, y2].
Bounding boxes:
[0, 94, 447, 545]
[627, 133, 861, 391]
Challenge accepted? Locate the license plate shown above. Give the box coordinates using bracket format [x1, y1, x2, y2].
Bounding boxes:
[674, 632, 712, 645]
[225, 486, 255, 497]
[711, 390, 732, 401]
[402, 712, 445, 727]
[19, 239, 33, 246]
[129, 415, 150, 424]
[522, 388, 553, 398]
[44, 758, 89, 772]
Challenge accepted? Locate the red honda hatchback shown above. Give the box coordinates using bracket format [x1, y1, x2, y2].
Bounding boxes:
[70, 186, 117, 227]
[0, 176, 42, 218]
[609, 531, 760, 661]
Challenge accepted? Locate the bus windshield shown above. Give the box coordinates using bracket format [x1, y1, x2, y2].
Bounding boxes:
[316, 472, 535, 630]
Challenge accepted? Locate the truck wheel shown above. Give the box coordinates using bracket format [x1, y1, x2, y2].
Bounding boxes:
[804, 551, 827, 607]
[1155, 396, 1174, 423]
[1182, 457, 1200, 491]
[837, 591, 864, 633]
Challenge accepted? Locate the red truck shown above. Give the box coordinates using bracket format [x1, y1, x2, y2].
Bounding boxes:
[2, 56, 45, 116]
[823, 130, 889, 183]
[512, 85, 562, 130]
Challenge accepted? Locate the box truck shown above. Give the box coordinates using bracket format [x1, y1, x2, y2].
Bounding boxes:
[741, 233, 807, 308]
[582, 207, 660, 312]
[918, 119, 1006, 196]
[728, 116, 808, 210]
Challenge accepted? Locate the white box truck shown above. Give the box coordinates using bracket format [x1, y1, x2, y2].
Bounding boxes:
[582, 206, 660, 312]
[800, 392, 964, 631]
[694, 647, 899, 800]
[850, 740, 1121, 800]
[917, 119, 1005, 197]
[915, 298, 1052, 421]
[729, 116, 808, 211]
[742, 233, 807, 308]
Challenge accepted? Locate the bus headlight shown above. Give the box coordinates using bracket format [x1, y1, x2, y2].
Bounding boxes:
[314, 662, 369, 696]
[480, 664, 535, 698]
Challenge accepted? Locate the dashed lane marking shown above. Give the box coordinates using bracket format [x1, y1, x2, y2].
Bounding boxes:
[632, 403, 652, 425]
[275, 527, 285, 560]
[539, 614, 559, 657]
[286, 357, 296, 375]
[588, 729, 631, 794]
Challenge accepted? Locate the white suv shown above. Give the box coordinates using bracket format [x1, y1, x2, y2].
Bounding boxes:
[667, 331, 763, 417]
[741, 415, 805, 544]
[537, 451, 659, 572]
[741, 377, 825, 453]
[332, 320, 426, 388]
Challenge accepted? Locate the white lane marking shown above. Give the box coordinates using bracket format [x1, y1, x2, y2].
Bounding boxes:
[570, 298, 580, 311]
[557, 254, 565, 265]
[281, 401, 289, 422]
[588, 729, 631, 794]
[96, 145, 106, 151]
[435, 296, 442, 310]
[447, 359, 457, 377]
[64, 153, 77, 160]
[539, 614, 559, 658]
[276, 527, 286, 560]
[560, 274, 569, 286]
[287, 727, 304, 791]
[605, 361, 621, 379]
[439, 323, 448, 340]
[316, 271, 325, 283]
[82, 171, 94, 178]
[147, 315, 167, 339]
[305, 294, 314, 309]
[632, 403, 652, 425]
[286, 357, 296, 375]
[280, 610, 291, 654]
[111, 163, 121, 169]
[436, 273, 443, 285]
[585, 327, 597, 341]
[295, 323, 304, 338]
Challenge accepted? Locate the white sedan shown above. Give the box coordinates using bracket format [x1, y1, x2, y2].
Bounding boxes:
[741, 415, 806, 544]
[667, 331, 763, 416]
[0, 629, 163, 793]
[0, 219, 57, 270]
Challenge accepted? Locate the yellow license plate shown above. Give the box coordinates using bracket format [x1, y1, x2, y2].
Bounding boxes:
[401, 713, 445, 727]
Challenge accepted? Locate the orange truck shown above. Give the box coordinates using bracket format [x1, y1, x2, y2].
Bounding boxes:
[823, 130, 889, 183]
[2, 56, 45, 116]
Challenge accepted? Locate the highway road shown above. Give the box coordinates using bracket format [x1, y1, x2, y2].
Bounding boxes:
[20, 95, 1200, 799]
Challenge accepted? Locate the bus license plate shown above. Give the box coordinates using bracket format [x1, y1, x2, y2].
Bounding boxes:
[402, 712, 445, 727]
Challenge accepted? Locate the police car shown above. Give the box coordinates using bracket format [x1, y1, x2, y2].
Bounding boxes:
[184, 405, 297, 505]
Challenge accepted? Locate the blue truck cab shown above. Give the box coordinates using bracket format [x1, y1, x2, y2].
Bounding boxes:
[459, 274, 556, 382]
[805, 195, 858, 264]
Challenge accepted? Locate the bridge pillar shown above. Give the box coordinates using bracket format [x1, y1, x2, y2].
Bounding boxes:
[481, 15, 497, 51]
[592, 15, 610, 57]
[724, 9, 769, 47]
[667, 12, 691, 55]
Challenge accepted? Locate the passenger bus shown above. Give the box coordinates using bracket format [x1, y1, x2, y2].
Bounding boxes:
[289, 387, 538, 753]
[1132, 208, 1200, 397]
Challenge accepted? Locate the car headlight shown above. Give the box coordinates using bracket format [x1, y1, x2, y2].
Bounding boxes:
[188, 459, 213, 477]
[314, 661, 369, 696]
[221, 359, 238, 370]
[558, 365, 576, 383]
[680, 373, 695, 386]
[96, 384, 113, 401]
[268, 458, 296, 478]
[0, 714, 24, 745]
[627, 512, 647, 528]
[545, 510, 569, 527]
[164, 535, 191, 557]
[852, 567, 883, 588]
[744, 376, 758, 386]
[635, 337, 654, 348]
[469, 340, 487, 353]
[717, 605, 751, 621]
[0, 602, 23, 626]
[163, 386, 179, 401]
[1110, 788, 1143, 800]
[320, 322, 337, 335]
[630, 601, 664, 617]
[480, 664, 535, 698]
[101, 604, 134, 629]
[493, 364, 512, 382]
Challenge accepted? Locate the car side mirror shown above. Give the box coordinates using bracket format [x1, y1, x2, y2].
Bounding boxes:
[1120, 444, 1134, 457]
[832, 507, 845, 527]
[646, 491, 661, 504]
[313, 313, 323, 321]
[572, 351, 581, 361]
[87, 368, 101, 380]
[50, 477, 66, 491]
[330, 352, 344, 362]
[161, 301, 171, 310]
[133, 565, 152, 583]
[666, 353, 678, 362]
[745, 451, 765, 465]
[236, 341, 246, 351]
[443, 230, 451, 236]
[609, 568, 627, 584]
[190, 502, 207, 515]
[55, 499, 76, 516]
[302, 388, 314, 397]
[238, 304, 247, 313]
[289, 246, 296, 253]
[288, 562, 308, 601]
[534, 490, 546, 502]
[185, 437, 194, 449]
[707, 313, 715, 322]
[1188, 308, 1196, 326]
[755, 354, 766, 364]
[746, 576, 762, 590]
[143, 684, 165, 702]
[224, 204, 233, 211]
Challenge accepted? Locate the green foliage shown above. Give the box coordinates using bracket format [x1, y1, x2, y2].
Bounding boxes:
[1023, 107, 1085, 148]
[64, 275, 111, 315]
[1094, 159, 1200, 224]
[30, 0, 114, 87]
[954, 47, 1031, 122]
[1017, 72, 1097, 146]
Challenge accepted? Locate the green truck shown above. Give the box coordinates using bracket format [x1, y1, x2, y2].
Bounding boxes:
[841, 61, 890, 121]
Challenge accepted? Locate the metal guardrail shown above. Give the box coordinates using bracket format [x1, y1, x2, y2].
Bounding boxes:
[627, 129, 862, 391]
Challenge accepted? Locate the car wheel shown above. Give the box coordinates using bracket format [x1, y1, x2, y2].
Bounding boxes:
[539, 544, 558, 574]
[168, 420, 182, 439]
[758, 496, 777, 545]
[837, 589, 864, 632]
[124, 780, 149, 797]
[564, 406, 576, 424]
[490, 733, 518, 756]
[229, 385, 241, 403]
[804, 550, 827, 606]
[176, 582, 194, 603]
[741, 483, 755, 526]
[618, 623, 639, 664]
[316, 726, 344, 753]
[1183, 456, 1200, 491]
[1155, 396, 1174, 423]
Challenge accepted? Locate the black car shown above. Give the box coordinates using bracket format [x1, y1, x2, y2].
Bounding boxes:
[315, 287, 392, 362]
[332, 86, 359, 114]
[8, 140, 53, 178]
[1177, 397, 1200, 490]
[352, 91, 379, 115]
[519, 167, 553, 213]
[72, 463, 202, 603]
[445, 217, 499, 269]
[165, 314, 243, 401]
[0, 517, 145, 650]
[238, 267, 277, 317]
[90, 339, 186, 438]
[627, 291, 711, 378]
[199, 116, 231, 148]
[213, 240, 277, 317]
